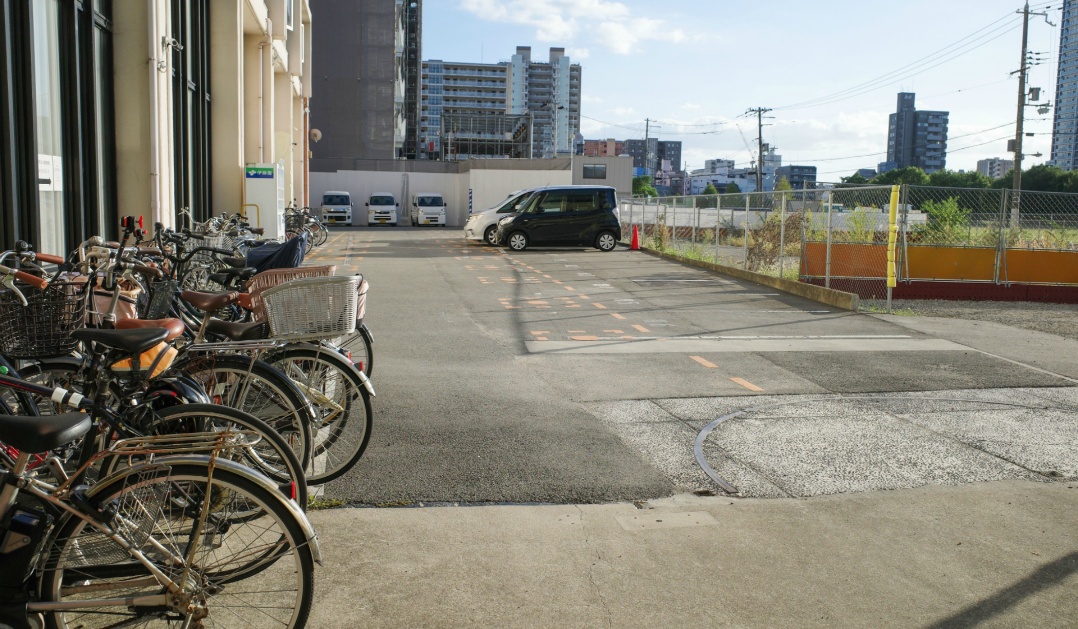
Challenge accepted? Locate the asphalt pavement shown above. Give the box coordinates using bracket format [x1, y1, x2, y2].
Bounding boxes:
[302, 226, 1078, 627]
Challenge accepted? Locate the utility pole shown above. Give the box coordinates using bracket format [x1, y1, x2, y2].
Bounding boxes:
[1013, 2, 1031, 192]
[1010, 2, 1053, 225]
[746, 107, 772, 192]
[644, 118, 652, 176]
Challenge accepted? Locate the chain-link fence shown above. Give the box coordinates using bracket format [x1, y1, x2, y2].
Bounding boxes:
[620, 185, 1078, 300]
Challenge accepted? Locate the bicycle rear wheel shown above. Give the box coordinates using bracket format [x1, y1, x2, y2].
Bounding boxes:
[38, 462, 315, 628]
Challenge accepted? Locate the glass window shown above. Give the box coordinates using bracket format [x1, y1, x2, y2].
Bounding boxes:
[32, 0, 65, 255]
[532, 191, 569, 213]
[582, 164, 607, 179]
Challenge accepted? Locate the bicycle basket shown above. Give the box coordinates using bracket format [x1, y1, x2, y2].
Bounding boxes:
[261, 275, 358, 341]
[0, 279, 89, 359]
[245, 265, 336, 322]
[145, 279, 180, 319]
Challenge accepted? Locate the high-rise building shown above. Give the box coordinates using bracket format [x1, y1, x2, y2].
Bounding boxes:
[624, 139, 682, 175]
[775, 165, 818, 190]
[582, 139, 625, 158]
[310, 0, 421, 165]
[886, 92, 949, 174]
[1052, 0, 1078, 169]
[977, 157, 1011, 179]
[418, 46, 581, 160]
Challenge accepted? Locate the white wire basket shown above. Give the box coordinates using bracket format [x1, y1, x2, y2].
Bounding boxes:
[261, 275, 359, 342]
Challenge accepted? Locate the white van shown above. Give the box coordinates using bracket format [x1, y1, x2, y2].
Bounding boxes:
[366, 192, 398, 226]
[321, 191, 353, 226]
[410, 193, 447, 226]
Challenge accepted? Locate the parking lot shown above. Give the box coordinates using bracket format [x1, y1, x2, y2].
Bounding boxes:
[309, 227, 1078, 504]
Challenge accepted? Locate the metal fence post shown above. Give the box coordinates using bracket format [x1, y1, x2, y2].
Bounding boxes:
[744, 195, 750, 271]
[692, 196, 698, 248]
[715, 194, 722, 263]
[671, 198, 677, 249]
[825, 192, 833, 289]
[778, 191, 787, 279]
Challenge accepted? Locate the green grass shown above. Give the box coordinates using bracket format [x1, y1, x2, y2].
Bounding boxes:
[308, 496, 346, 510]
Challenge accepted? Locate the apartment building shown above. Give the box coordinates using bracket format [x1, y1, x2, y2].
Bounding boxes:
[624, 139, 682, 175]
[886, 92, 949, 174]
[1052, 0, 1078, 169]
[977, 157, 1011, 179]
[1, 0, 312, 252]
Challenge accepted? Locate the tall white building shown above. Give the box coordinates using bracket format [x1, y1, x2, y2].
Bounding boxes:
[977, 158, 1011, 179]
[507, 47, 582, 158]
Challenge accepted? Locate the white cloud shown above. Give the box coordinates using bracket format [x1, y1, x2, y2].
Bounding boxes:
[611, 106, 635, 116]
[582, 94, 605, 104]
[458, 0, 684, 55]
[681, 103, 702, 110]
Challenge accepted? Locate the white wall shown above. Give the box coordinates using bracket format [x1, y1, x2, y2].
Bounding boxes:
[311, 167, 572, 226]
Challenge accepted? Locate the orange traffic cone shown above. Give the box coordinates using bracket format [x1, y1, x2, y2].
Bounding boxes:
[631, 224, 640, 250]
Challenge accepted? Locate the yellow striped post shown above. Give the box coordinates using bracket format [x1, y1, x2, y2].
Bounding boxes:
[886, 185, 899, 312]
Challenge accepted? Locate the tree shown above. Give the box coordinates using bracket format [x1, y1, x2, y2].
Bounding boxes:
[633, 175, 657, 198]
[928, 169, 991, 189]
[841, 172, 870, 185]
[774, 176, 792, 192]
[872, 166, 929, 186]
[723, 182, 741, 194]
[701, 183, 719, 195]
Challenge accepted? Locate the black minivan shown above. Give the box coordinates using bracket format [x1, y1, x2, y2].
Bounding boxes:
[493, 186, 621, 252]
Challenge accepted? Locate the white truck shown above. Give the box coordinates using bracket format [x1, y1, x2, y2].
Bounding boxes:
[320, 191, 353, 226]
[366, 192, 399, 226]
[410, 192, 447, 226]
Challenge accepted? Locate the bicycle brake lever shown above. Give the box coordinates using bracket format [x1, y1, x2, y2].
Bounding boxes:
[1, 274, 27, 307]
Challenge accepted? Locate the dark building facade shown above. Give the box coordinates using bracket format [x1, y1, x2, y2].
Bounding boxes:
[311, 0, 420, 166]
[886, 92, 948, 174]
[624, 139, 682, 175]
[775, 165, 817, 190]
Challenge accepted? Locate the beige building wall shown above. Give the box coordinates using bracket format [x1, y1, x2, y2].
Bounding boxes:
[112, 0, 311, 228]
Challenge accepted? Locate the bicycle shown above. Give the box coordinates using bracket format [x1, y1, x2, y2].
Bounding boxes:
[0, 412, 318, 627]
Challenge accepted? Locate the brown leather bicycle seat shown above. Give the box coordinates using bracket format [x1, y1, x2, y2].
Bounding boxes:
[180, 290, 239, 312]
[138, 246, 163, 256]
[235, 293, 253, 310]
[206, 319, 268, 342]
[115, 317, 185, 342]
[250, 227, 265, 236]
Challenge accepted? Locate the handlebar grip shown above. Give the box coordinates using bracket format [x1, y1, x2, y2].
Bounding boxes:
[33, 252, 65, 265]
[133, 264, 164, 279]
[187, 232, 206, 241]
[13, 271, 48, 291]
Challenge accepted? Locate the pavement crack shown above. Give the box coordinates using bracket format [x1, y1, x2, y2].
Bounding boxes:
[575, 505, 613, 628]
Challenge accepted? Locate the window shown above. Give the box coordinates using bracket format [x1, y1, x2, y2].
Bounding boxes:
[582, 164, 607, 179]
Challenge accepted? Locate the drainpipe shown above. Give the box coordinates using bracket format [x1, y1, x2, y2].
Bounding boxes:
[260, 18, 273, 164]
[148, 0, 161, 224]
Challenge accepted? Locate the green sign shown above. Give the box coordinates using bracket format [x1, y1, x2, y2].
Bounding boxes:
[246, 166, 274, 179]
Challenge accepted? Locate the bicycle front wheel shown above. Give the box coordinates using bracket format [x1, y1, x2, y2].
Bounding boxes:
[38, 462, 315, 628]
[266, 344, 373, 485]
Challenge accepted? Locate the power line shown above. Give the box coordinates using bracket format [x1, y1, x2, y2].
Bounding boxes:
[775, 14, 1023, 111]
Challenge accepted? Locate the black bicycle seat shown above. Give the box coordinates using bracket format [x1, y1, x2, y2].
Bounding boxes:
[71, 327, 169, 355]
[0, 411, 92, 453]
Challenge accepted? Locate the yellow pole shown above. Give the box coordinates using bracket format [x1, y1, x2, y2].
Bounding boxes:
[886, 185, 899, 313]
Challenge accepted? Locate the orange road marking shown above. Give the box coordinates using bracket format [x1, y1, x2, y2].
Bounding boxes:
[534, 336, 548, 341]
[568, 330, 586, 333]
[632, 324, 650, 333]
[611, 313, 627, 320]
[604, 330, 624, 334]
[593, 303, 607, 309]
[571, 335, 599, 341]
[730, 377, 764, 392]
[530, 331, 550, 336]
[690, 356, 718, 369]
[564, 286, 575, 291]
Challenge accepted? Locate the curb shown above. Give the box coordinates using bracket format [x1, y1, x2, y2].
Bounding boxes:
[637, 246, 859, 312]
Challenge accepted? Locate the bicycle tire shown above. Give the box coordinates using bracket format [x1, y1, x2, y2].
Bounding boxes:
[265, 343, 373, 485]
[335, 325, 374, 379]
[312, 220, 329, 246]
[38, 462, 315, 628]
[176, 354, 314, 473]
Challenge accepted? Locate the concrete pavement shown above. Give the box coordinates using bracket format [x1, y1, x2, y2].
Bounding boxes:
[305, 228, 1078, 627]
[308, 481, 1078, 628]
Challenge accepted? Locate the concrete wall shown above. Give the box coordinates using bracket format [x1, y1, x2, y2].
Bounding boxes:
[310, 155, 633, 226]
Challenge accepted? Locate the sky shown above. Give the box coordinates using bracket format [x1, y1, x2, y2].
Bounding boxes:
[422, 0, 1063, 181]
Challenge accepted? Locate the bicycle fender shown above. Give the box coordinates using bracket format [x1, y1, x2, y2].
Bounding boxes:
[145, 374, 212, 405]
